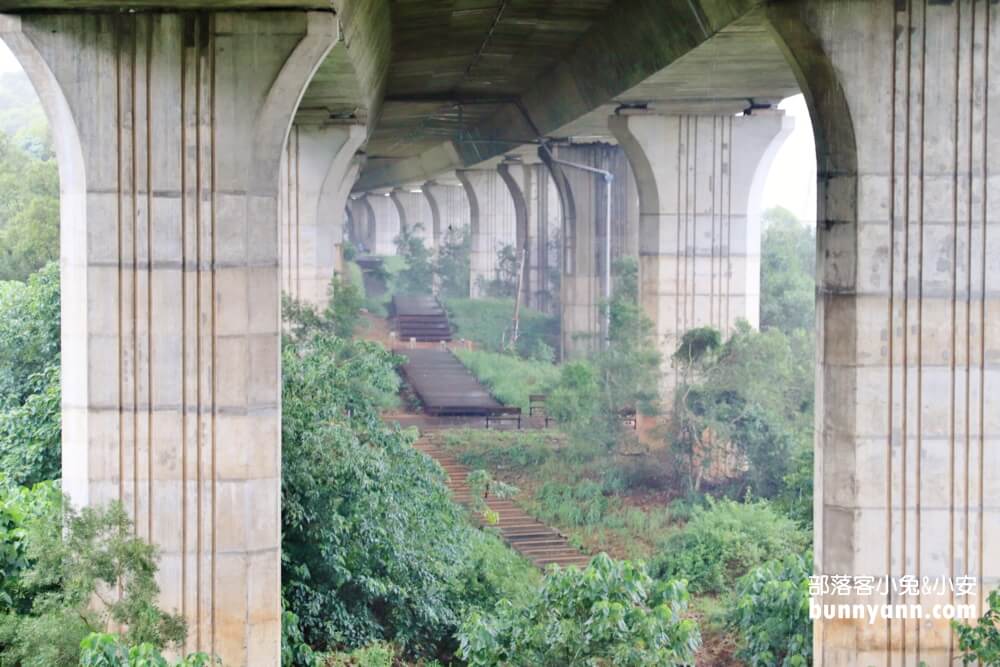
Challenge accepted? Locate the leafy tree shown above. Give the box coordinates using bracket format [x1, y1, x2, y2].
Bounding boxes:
[760, 207, 815, 335]
[393, 224, 435, 296]
[725, 552, 812, 667]
[475, 243, 519, 299]
[281, 299, 533, 659]
[432, 226, 470, 299]
[457, 554, 701, 666]
[0, 494, 189, 665]
[651, 497, 809, 595]
[953, 589, 1000, 665]
[546, 258, 661, 451]
[670, 322, 813, 497]
[0, 364, 60, 487]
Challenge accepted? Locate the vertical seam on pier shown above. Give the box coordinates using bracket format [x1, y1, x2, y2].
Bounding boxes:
[977, 0, 988, 622]
[916, 3, 927, 654]
[887, 4, 898, 657]
[690, 117, 697, 330]
[963, 1, 975, 639]
[710, 115, 717, 328]
[209, 13, 218, 656]
[116, 14, 125, 513]
[179, 17, 188, 632]
[675, 118, 682, 344]
[146, 14, 155, 546]
[295, 126, 301, 300]
[194, 14, 202, 649]
[726, 116, 733, 333]
[901, 4, 913, 658]
[131, 15, 140, 531]
[948, 4, 962, 657]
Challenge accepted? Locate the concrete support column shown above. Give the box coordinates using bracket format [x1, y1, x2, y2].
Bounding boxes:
[348, 194, 376, 253]
[456, 168, 517, 297]
[766, 4, 1000, 664]
[422, 178, 470, 246]
[497, 160, 562, 310]
[1, 11, 337, 666]
[541, 143, 638, 357]
[363, 191, 400, 256]
[609, 111, 791, 385]
[279, 123, 364, 306]
[390, 186, 432, 247]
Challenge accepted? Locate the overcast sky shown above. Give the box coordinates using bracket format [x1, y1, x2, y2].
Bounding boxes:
[0, 37, 817, 223]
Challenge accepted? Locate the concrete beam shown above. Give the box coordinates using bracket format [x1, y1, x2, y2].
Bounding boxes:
[422, 178, 470, 247]
[0, 11, 338, 665]
[362, 190, 399, 256]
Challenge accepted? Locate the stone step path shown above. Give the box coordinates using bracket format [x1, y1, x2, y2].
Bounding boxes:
[414, 428, 592, 569]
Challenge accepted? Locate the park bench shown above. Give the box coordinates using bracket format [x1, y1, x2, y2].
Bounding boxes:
[619, 407, 638, 430]
[528, 394, 552, 427]
[485, 406, 522, 430]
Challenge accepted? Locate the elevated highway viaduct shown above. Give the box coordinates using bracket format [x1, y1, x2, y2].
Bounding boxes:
[0, 1, 996, 664]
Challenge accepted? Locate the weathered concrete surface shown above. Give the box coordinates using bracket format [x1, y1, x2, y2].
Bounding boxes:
[363, 190, 400, 256]
[541, 143, 638, 357]
[279, 123, 364, 307]
[456, 167, 517, 298]
[0, 10, 337, 665]
[765, 3, 1000, 664]
[610, 110, 791, 390]
[347, 194, 376, 253]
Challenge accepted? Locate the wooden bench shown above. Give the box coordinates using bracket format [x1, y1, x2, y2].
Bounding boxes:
[485, 406, 522, 430]
[619, 407, 638, 430]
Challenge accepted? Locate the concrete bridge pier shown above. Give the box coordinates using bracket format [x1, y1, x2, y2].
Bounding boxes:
[456, 167, 517, 298]
[609, 110, 792, 389]
[498, 159, 562, 313]
[0, 10, 339, 665]
[767, 3, 1000, 664]
[362, 190, 400, 256]
[390, 186, 433, 247]
[347, 194, 377, 254]
[279, 122, 364, 306]
[422, 178, 470, 248]
[541, 143, 639, 358]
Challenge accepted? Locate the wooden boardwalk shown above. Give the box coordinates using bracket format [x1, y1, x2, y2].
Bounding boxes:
[413, 427, 591, 569]
[398, 348, 503, 416]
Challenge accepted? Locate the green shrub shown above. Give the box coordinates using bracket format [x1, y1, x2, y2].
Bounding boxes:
[78, 633, 216, 667]
[433, 227, 470, 299]
[393, 225, 434, 296]
[528, 479, 619, 528]
[725, 553, 812, 667]
[0, 495, 188, 666]
[445, 298, 558, 358]
[651, 497, 809, 594]
[953, 589, 1000, 665]
[0, 262, 60, 407]
[453, 349, 559, 411]
[457, 554, 700, 666]
[440, 429, 556, 471]
[325, 641, 396, 667]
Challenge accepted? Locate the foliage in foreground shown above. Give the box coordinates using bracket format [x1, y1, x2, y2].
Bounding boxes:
[281, 295, 536, 660]
[953, 589, 1000, 665]
[725, 553, 812, 667]
[0, 485, 191, 666]
[79, 633, 216, 667]
[458, 554, 700, 667]
[651, 497, 809, 595]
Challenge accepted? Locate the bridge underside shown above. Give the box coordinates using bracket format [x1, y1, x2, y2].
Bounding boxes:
[0, 2, 997, 666]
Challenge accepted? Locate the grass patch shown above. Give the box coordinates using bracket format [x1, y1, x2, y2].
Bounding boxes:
[453, 349, 559, 411]
[445, 298, 558, 358]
